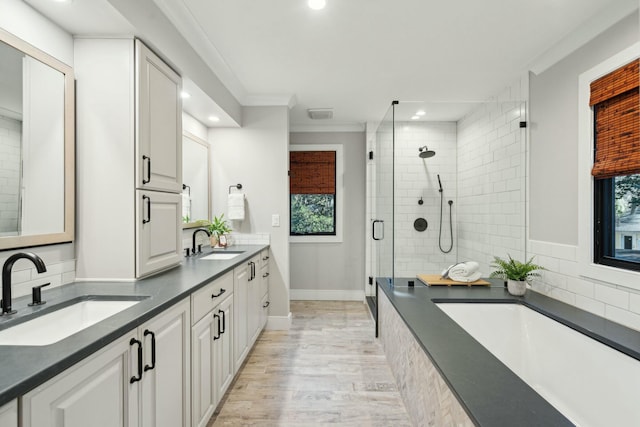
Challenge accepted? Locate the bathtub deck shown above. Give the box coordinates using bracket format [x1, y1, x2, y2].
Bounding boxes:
[377, 278, 640, 426]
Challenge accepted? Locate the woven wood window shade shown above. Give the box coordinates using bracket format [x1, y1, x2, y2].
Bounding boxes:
[590, 59, 639, 179]
[290, 151, 336, 194]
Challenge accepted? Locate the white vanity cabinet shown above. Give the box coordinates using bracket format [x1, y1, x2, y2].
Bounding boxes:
[131, 298, 191, 427]
[191, 272, 234, 427]
[20, 298, 190, 427]
[75, 38, 182, 280]
[0, 400, 17, 427]
[233, 254, 261, 372]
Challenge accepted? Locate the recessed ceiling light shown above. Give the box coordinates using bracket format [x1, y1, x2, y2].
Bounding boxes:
[180, 91, 191, 99]
[416, 110, 426, 116]
[411, 115, 420, 120]
[208, 115, 220, 122]
[308, 0, 326, 10]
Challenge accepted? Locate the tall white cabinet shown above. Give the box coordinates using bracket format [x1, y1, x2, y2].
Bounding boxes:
[75, 38, 182, 280]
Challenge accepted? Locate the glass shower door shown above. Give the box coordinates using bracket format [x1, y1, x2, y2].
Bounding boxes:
[371, 102, 395, 287]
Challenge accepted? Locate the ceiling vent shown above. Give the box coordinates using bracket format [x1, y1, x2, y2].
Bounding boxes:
[307, 108, 333, 120]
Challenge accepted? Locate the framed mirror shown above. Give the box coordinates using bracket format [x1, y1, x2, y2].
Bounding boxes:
[182, 131, 211, 228]
[0, 28, 74, 250]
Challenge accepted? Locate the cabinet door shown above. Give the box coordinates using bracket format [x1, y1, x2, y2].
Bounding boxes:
[21, 333, 134, 427]
[136, 190, 182, 278]
[215, 295, 234, 400]
[233, 263, 249, 372]
[260, 293, 270, 331]
[0, 400, 17, 427]
[139, 298, 191, 427]
[135, 40, 182, 193]
[191, 313, 215, 427]
[248, 267, 261, 346]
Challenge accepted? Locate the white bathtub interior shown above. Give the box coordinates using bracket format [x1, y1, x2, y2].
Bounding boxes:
[436, 302, 640, 427]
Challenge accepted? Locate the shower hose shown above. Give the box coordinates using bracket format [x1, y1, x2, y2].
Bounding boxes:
[439, 193, 453, 253]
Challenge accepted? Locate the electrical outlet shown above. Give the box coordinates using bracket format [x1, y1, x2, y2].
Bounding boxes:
[272, 214, 280, 227]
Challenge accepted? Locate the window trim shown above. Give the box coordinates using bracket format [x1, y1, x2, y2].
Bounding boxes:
[578, 41, 640, 289]
[289, 144, 343, 243]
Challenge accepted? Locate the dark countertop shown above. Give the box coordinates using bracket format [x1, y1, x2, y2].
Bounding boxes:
[0, 244, 268, 407]
[378, 278, 640, 427]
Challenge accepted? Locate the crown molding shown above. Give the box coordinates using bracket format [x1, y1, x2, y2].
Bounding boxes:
[152, 0, 247, 102]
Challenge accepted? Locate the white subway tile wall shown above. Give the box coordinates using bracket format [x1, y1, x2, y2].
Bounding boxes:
[10, 259, 75, 299]
[0, 116, 22, 236]
[393, 122, 458, 277]
[457, 81, 527, 277]
[529, 240, 640, 332]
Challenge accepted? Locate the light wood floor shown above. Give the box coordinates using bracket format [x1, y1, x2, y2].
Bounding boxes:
[208, 300, 412, 426]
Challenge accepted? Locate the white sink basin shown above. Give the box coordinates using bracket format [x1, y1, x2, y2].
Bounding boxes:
[200, 252, 243, 261]
[0, 299, 141, 346]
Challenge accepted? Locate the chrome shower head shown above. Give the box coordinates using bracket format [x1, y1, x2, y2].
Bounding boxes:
[419, 146, 436, 159]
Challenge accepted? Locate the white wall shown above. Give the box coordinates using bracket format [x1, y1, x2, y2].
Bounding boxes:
[457, 82, 527, 276]
[289, 131, 366, 301]
[0, 0, 73, 66]
[393, 122, 458, 277]
[528, 11, 640, 330]
[209, 106, 290, 327]
[0, 0, 75, 297]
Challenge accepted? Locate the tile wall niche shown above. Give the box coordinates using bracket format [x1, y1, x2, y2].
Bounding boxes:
[456, 80, 527, 277]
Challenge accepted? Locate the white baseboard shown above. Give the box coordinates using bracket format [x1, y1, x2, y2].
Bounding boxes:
[290, 289, 365, 301]
[266, 312, 292, 330]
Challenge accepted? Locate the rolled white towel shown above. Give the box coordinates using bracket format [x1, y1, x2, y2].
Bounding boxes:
[462, 261, 480, 275]
[449, 270, 482, 283]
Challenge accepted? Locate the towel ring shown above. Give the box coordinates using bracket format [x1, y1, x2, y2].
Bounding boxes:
[228, 183, 243, 194]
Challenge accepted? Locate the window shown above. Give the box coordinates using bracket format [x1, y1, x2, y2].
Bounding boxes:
[289, 145, 343, 242]
[591, 59, 640, 272]
[290, 150, 336, 235]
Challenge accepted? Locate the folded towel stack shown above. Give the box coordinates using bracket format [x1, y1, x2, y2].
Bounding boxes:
[228, 193, 245, 220]
[446, 261, 482, 283]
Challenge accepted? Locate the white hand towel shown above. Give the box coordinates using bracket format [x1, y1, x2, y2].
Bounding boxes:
[228, 193, 245, 220]
[181, 193, 191, 220]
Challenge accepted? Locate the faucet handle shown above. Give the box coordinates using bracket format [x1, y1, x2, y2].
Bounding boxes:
[28, 283, 50, 307]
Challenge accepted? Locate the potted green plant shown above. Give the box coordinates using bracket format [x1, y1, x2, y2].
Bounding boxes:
[489, 255, 544, 296]
[207, 214, 232, 247]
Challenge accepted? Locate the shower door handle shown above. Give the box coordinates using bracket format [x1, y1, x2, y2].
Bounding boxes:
[372, 220, 384, 241]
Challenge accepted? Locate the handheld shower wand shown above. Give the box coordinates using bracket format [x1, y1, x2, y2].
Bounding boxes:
[437, 174, 443, 193]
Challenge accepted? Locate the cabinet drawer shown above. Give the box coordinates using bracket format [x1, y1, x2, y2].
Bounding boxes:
[191, 271, 233, 324]
[259, 250, 270, 268]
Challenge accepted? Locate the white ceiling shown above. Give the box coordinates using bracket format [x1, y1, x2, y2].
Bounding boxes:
[22, 0, 640, 129]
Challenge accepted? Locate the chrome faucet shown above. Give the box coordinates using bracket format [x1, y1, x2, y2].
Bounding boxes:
[2, 252, 47, 315]
[192, 228, 211, 255]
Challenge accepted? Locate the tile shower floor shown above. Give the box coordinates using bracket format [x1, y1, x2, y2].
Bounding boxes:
[208, 300, 411, 426]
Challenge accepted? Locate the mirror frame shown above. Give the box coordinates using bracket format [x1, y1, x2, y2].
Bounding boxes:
[182, 131, 211, 229]
[0, 28, 75, 250]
